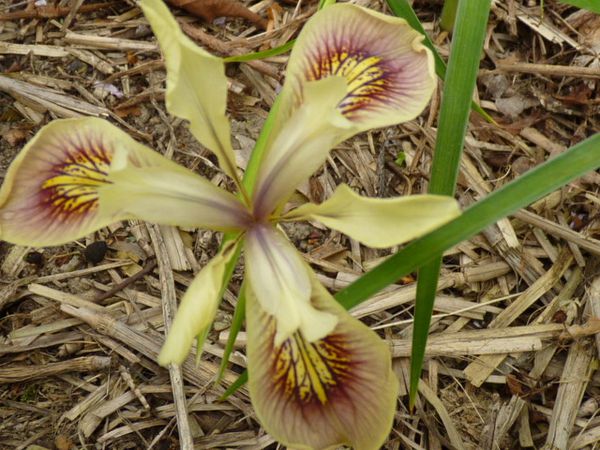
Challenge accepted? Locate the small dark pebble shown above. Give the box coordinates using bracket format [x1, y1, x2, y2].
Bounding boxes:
[25, 251, 44, 266]
[84, 241, 108, 264]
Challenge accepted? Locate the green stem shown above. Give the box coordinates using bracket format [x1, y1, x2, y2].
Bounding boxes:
[410, 0, 492, 407]
[440, 0, 459, 31]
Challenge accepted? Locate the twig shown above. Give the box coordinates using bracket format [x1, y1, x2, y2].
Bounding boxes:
[543, 340, 595, 449]
[166, 0, 267, 29]
[493, 62, 600, 79]
[514, 209, 600, 257]
[0, 356, 112, 383]
[178, 21, 279, 78]
[147, 224, 194, 450]
[94, 258, 157, 302]
[0, 2, 115, 20]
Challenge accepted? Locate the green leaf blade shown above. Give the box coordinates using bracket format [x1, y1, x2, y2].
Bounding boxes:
[559, 0, 600, 14]
[410, 0, 492, 406]
[336, 133, 600, 309]
[385, 0, 495, 124]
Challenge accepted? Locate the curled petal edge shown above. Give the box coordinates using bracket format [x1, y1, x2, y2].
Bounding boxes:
[284, 184, 461, 248]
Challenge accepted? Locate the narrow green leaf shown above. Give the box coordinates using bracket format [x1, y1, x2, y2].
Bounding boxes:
[242, 95, 282, 193]
[194, 326, 211, 366]
[224, 40, 295, 64]
[559, 0, 600, 13]
[219, 369, 248, 401]
[410, 258, 441, 402]
[385, 0, 495, 124]
[319, 0, 337, 8]
[335, 132, 600, 308]
[411, 0, 492, 407]
[216, 282, 247, 382]
[440, 0, 459, 31]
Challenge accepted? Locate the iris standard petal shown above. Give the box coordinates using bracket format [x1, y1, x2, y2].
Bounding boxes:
[0, 118, 249, 247]
[244, 224, 337, 345]
[284, 183, 460, 248]
[284, 3, 435, 132]
[140, 0, 240, 182]
[246, 272, 399, 450]
[252, 76, 352, 219]
[158, 240, 239, 366]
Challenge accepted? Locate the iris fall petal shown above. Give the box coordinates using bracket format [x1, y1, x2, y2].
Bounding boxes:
[284, 3, 435, 133]
[0, 118, 248, 247]
[284, 184, 460, 248]
[0, 118, 136, 246]
[246, 272, 399, 450]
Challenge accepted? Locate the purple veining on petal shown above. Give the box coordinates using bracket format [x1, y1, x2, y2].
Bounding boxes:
[292, 8, 431, 122]
[0, 131, 115, 239]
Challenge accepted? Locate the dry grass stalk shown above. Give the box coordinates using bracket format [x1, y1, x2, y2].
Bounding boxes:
[492, 267, 583, 442]
[64, 31, 159, 52]
[0, 356, 111, 383]
[543, 340, 595, 449]
[515, 209, 600, 256]
[0, 75, 109, 117]
[147, 223, 194, 449]
[494, 61, 600, 78]
[464, 250, 573, 386]
[61, 382, 109, 422]
[417, 380, 466, 450]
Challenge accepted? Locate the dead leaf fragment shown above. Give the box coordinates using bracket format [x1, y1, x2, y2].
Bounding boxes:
[166, 0, 267, 28]
[55, 434, 74, 450]
[2, 128, 28, 146]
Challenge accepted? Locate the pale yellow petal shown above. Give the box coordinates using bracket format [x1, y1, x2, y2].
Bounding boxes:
[252, 77, 352, 218]
[284, 184, 460, 248]
[140, 0, 239, 181]
[246, 270, 399, 450]
[101, 147, 250, 231]
[244, 224, 337, 345]
[158, 240, 239, 366]
[283, 3, 435, 133]
[0, 118, 248, 247]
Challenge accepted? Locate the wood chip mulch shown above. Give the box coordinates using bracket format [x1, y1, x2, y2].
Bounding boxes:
[1, 0, 599, 449]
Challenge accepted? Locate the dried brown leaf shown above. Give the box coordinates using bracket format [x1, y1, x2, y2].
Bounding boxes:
[166, 0, 267, 28]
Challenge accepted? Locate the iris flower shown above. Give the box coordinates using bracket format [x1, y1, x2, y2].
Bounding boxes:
[0, 1, 460, 448]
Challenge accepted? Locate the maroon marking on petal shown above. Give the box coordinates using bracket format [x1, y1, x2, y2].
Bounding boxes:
[270, 323, 363, 408]
[37, 132, 113, 224]
[301, 33, 399, 120]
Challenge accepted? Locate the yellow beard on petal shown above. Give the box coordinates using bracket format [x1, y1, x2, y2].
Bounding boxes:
[307, 48, 387, 117]
[40, 139, 112, 220]
[274, 328, 351, 405]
